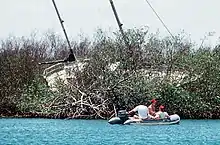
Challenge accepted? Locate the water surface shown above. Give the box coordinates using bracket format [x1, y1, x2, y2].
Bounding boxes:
[0, 118, 220, 145]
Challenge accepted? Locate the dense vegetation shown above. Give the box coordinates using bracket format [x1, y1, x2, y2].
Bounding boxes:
[1, 28, 220, 119]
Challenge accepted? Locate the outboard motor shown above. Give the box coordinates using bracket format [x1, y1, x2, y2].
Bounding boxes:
[118, 110, 129, 123]
[108, 110, 129, 125]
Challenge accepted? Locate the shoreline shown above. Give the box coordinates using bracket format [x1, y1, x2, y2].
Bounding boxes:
[1, 112, 220, 120]
[0, 112, 108, 120]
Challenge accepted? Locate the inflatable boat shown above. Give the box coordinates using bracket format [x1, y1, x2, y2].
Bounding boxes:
[108, 110, 180, 125]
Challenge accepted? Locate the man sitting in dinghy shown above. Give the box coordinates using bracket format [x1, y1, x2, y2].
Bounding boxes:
[148, 99, 157, 117]
[128, 105, 154, 120]
[155, 105, 170, 120]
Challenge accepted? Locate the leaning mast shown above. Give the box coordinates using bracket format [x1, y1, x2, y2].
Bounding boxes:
[39, 0, 76, 65]
[109, 0, 130, 48]
[52, 0, 76, 62]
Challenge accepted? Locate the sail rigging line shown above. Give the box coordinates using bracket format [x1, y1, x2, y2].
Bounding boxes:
[144, 0, 175, 40]
[52, 0, 76, 61]
[144, 0, 181, 76]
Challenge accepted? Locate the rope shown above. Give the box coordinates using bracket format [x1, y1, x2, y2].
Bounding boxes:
[144, 0, 175, 40]
[144, 0, 184, 74]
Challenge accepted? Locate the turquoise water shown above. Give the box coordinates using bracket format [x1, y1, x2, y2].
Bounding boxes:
[0, 119, 220, 145]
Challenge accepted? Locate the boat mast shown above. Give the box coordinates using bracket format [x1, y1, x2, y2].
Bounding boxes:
[109, 0, 129, 48]
[52, 0, 76, 62]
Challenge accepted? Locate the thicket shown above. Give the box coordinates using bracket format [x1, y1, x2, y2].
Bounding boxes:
[0, 28, 220, 119]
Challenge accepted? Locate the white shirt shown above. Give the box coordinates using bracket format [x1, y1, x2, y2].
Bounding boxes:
[133, 105, 148, 119]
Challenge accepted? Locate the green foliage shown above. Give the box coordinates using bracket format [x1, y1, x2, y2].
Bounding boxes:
[1, 29, 220, 119]
[18, 77, 54, 113]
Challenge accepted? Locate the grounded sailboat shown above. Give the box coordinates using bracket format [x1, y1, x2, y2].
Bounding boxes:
[40, 0, 181, 125]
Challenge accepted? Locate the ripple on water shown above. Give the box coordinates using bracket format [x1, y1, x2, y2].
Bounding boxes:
[0, 119, 220, 145]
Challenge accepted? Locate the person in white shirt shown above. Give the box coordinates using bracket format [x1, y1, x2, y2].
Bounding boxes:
[128, 105, 154, 120]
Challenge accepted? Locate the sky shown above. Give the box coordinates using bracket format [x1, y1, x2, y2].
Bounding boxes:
[0, 0, 220, 47]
